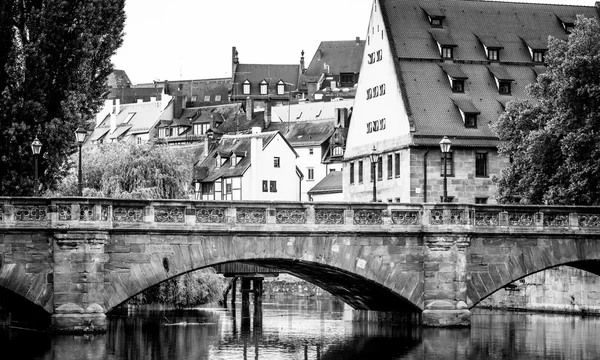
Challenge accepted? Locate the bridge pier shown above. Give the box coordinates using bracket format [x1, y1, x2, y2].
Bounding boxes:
[422, 234, 471, 327]
[50, 231, 108, 333]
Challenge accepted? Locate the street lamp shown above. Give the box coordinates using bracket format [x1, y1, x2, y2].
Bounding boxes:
[369, 145, 379, 202]
[75, 126, 87, 196]
[439, 136, 452, 203]
[31, 137, 42, 196]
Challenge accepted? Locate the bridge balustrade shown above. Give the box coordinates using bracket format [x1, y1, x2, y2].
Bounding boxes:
[1, 197, 599, 233]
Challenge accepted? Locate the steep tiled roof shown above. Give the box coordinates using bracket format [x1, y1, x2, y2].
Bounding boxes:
[196, 132, 279, 182]
[271, 99, 354, 122]
[380, 0, 598, 145]
[305, 40, 366, 77]
[96, 101, 168, 136]
[232, 64, 300, 99]
[267, 119, 335, 147]
[307, 171, 343, 195]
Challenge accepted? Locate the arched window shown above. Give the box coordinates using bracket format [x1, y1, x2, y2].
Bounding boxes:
[277, 80, 285, 95]
[242, 79, 250, 95]
[260, 79, 268, 95]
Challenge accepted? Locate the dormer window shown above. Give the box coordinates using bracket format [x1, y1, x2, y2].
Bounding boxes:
[532, 50, 545, 63]
[441, 46, 453, 59]
[277, 80, 285, 95]
[557, 15, 576, 34]
[260, 80, 268, 95]
[464, 113, 477, 128]
[242, 79, 250, 95]
[487, 65, 514, 95]
[452, 98, 480, 128]
[230, 154, 237, 168]
[499, 81, 511, 95]
[487, 49, 499, 61]
[429, 16, 443, 27]
[451, 79, 464, 93]
[215, 154, 221, 169]
[440, 63, 468, 94]
[332, 146, 344, 157]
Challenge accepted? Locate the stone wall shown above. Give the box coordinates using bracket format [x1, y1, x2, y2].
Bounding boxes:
[479, 267, 600, 315]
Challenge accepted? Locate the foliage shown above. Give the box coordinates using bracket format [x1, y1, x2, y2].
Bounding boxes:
[127, 269, 227, 307]
[0, 0, 125, 195]
[491, 16, 600, 205]
[48, 142, 196, 199]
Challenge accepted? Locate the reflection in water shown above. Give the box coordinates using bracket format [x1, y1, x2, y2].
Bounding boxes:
[2, 301, 600, 359]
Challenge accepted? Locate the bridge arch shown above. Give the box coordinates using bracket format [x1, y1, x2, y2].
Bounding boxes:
[466, 235, 600, 307]
[104, 231, 424, 314]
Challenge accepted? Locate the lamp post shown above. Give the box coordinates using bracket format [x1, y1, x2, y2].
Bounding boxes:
[439, 136, 452, 202]
[369, 145, 379, 202]
[31, 137, 42, 196]
[75, 127, 87, 196]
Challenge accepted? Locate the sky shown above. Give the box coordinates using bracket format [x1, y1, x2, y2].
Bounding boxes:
[111, 0, 598, 84]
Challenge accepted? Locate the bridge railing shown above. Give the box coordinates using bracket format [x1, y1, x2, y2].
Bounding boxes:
[1, 197, 599, 233]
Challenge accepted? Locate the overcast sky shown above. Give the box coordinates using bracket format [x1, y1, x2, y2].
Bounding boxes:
[111, 0, 598, 84]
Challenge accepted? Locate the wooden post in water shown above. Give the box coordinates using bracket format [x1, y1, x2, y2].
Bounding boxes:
[253, 278, 263, 328]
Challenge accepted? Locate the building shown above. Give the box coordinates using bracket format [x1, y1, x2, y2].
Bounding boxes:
[343, 0, 599, 204]
[134, 78, 232, 107]
[307, 171, 343, 201]
[88, 94, 174, 145]
[303, 38, 365, 101]
[193, 128, 301, 201]
[230, 47, 303, 109]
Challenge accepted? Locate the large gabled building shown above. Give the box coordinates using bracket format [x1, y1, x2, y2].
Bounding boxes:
[343, 0, 599, 204]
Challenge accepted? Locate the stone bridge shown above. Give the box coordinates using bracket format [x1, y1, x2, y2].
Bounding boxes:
[1, 197, 600, 333]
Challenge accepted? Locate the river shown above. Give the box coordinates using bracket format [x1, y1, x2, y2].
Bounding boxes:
[2, 297, 600, 359]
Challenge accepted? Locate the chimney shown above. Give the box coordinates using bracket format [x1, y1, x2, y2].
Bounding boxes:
[114, 99, 120, 114]
[356, 36, 360, 45]
[264, 99, 272, 129]
[317, 48, 322, 61]
[137, 99, 143, 103]
[174, 90, 184, 118]
[150, 96, 157, 102]
[110, 112, 117, 134]
[246, 97, 254, 121]
[232, 46, 239, 65]
[250, 130, 262, 200]
[300, 50, 305, 74]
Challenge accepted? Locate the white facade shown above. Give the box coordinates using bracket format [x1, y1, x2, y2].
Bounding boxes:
[343, 0, 413, 202]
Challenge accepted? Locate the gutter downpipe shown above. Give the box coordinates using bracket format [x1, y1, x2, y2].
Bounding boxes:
[423, 149, 429, 203]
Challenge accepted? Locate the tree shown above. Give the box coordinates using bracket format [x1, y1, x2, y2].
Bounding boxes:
[491, 16, 600, 205]
[0, 0, 125, 195]
[49, 142, 198, 199]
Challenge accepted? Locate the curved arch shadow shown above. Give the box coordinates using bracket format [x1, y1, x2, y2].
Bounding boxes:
[471, 260, 600, 308]
[0, 286, 51, 330]
[108, 258, 421, 314]
[219, 259, 418, 312]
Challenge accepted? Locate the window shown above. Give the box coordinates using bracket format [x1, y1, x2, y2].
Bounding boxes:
[358, 161, 363, 183]
[215, 95, 222, 101]
[194, 123, 210, 135]
[532, 50, 545, 63]
[307, 168, 314, 180]
[309, 148, 314, 155]
[123, 113, 136, 124]
[204, 95, 211, 102]
[441, 46, 453, 59]
[242, 80, 250, 95]
[451, 79, 464, 93]
[440, 152, 454, 176]
[191, 95, 198, 102]
[136, 137, 142, 145]
[498, 81, 511, 95]
[430, 17, 442, 27]
[270, 181, 277, 192]
[277, 80, 285, 95]
[465, 113, 477, 128]
[339, 73, 355, 87]
[377, 156, 383, 181]
[202, 183, 214, 195]
[350, 162, 355, 185]
[476, 153, 488, 177]
[262, 180, 268, 192]
[475, 197, 488, 204]
[274, 157, 280, 168]
[487, 49, 499, 61]
[226, 183, 232, 194]
[332, 146, 344, 157]
[387, 154, 393, 179]
[394, 153, 400, 178]
[260, 80, 268, 95]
